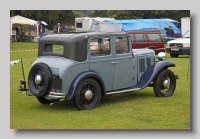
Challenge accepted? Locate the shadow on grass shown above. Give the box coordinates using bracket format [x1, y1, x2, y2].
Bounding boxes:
[172, 55, 190, 58]
[30, 90, 156, 111]
[100, 90, 155, 105]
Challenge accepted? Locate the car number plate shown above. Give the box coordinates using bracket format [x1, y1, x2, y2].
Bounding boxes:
[171, 47, 179, 51]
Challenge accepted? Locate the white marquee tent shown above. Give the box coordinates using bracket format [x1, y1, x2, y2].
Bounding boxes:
[10, 15, 39, 37]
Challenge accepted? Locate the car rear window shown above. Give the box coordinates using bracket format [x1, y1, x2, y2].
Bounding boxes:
[44, 44, 64, 55]
[147, 34, 162, 42]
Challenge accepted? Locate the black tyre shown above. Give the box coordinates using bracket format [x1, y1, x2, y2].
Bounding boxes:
[170, 53, 179, 58]
[153, 69, 176, 97]
[28, 63, 52, 97]
[37, 97, 60, 105]
[74, 78, 101, 110]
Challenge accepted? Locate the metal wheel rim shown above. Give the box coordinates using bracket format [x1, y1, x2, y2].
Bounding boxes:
[159, 75, 172, 94]
[79, 83, 97, 106]
[30, 67, 46, 92]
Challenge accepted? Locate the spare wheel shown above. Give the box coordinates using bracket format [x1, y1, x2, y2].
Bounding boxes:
[28, 63, 52, 97]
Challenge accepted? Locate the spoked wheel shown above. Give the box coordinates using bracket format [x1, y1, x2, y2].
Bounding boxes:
[28, 63, 52, 97]
[153, 69, 176, 97]
[74, 78, 101, 110]
[37, 97, 60, 105]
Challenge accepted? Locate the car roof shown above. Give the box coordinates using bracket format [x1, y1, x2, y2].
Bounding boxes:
[42, 32, 129, 39]
[124, 30, 161, 33]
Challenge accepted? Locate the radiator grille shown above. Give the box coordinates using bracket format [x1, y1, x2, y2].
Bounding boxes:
[139, 59, 145, 72]
[169, 43, 183, 47]
[146, 57, 151, 69]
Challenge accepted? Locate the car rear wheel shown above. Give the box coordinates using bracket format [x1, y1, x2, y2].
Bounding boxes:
[74, 78, 101, 110]
[28, 63, 52, 97]
[153, 69, 176, 97]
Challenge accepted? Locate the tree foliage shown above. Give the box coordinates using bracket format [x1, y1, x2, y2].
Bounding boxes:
[10, 10, 190, 29]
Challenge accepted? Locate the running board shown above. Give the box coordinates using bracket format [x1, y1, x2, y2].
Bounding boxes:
[106, 87, 141, 95]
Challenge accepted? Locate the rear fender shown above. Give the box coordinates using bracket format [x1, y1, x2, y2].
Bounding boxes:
[65, 71, 106, 101]
[134, 60, 175, 89]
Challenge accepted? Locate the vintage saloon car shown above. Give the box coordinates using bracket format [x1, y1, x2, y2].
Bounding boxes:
[18, 32, 179, 110]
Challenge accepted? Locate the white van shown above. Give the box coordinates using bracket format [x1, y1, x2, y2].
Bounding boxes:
[75, 17, 115, 32]
[166, 30, 190, 57]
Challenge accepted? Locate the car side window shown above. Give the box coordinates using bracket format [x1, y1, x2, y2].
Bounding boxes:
[135, 34, 147, 42]
[147, 34, 162, 42]
[90, 37, 111, 56]
[115, 37, 130, 54]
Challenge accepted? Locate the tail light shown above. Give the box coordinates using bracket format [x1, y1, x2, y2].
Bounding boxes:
[51, 89, 55, 92]
[18, 80, 28, 92]
[53, 74, 60, 79]
[20, 80, 26, 85]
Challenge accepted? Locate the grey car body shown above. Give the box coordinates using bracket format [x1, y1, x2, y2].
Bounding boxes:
[19, 32, 179, 110]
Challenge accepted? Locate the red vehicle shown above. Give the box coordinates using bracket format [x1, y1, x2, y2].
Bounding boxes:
[124, 31, 165, 54]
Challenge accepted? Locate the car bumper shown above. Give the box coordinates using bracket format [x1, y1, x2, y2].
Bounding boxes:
[166, 47, 190, 55]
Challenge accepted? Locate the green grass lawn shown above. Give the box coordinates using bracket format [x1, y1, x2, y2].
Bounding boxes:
[10, 42, 190, 129]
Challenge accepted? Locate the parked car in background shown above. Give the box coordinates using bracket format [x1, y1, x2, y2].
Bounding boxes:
[18, 32, 179, 110]
[124, 30, 165, 54]
[166, 30, 190, 58]
[144, 29, 167, 38]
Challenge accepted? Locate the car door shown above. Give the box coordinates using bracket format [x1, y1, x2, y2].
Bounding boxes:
[146, 33, 165, 52]
[112, 36, 135, 90]
[89, 36, 115, 92]
[133, 33, 149, 49]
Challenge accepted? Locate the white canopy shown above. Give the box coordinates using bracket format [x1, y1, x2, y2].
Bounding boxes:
[164, 18, 179, 23]
[10, 15, 38, 37]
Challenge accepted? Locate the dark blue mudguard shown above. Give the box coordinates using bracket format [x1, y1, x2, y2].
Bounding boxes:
[134, 60, 175, 89]
[65, 71, 106, 101]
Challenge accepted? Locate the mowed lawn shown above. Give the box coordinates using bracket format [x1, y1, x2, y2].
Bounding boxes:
[10, 42, 190, 129]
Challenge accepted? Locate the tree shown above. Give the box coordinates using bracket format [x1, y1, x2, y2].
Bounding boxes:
[10, 10, 190, 30]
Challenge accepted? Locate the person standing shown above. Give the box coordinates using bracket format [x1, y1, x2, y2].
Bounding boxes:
[38, 24, 45, 38]
[166, 26, 174, 37]
[53, 23, 64, 33]
[64, 25, 70, 32]
[15, 26, 19, 42]
[18, 26, 23, 42]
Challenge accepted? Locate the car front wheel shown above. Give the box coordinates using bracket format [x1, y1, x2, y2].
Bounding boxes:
[74, 78, 101, 110]
[153, 69, 176, 97]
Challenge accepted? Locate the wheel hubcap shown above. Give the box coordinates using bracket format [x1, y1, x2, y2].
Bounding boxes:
[35, 75, 42, 85]
[85, 90, 93, 100]
[163, 79, 170, 89]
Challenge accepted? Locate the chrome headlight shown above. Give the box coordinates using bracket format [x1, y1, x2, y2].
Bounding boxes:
[158, 52, 166, 61]
[182, 43, 190, 47]
[166, 43, 169, 48]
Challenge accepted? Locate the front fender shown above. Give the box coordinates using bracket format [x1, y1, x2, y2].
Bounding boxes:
[134, 60, 175, 89]
[65, 71, 106, 101]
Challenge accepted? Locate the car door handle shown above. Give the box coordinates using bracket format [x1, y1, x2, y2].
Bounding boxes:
[111, 61, 119, 64]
